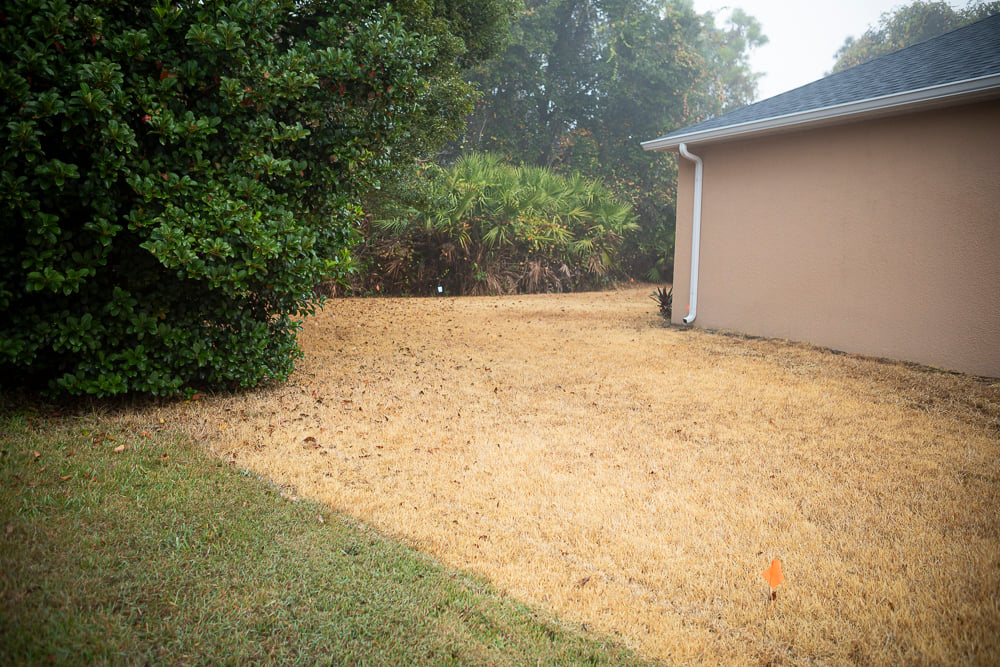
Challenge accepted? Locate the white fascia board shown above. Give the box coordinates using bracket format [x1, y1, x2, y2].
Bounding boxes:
[641, 73, 1000, 152]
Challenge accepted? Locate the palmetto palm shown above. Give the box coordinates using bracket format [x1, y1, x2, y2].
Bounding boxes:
[374, 152, 636, 294]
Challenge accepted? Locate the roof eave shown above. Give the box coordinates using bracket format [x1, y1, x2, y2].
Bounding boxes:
[641, 73, 1000, 152]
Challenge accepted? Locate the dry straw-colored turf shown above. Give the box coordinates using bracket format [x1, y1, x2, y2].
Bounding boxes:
[154, 286, 999, 664]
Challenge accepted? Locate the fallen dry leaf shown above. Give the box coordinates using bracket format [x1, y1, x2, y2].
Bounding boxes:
[113, 444, 126, 453]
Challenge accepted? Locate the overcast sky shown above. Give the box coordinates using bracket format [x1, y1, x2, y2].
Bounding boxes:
[691, 1, 969, 100]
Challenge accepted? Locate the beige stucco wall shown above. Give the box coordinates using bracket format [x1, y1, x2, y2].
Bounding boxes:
[670, 98, 1000, 377]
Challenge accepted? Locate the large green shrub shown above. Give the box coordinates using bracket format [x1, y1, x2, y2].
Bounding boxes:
[0, 0, 501, 396]
[362, 152, 638, 295]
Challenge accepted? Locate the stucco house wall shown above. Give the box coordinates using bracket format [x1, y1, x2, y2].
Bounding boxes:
[671, 98, 1000, 377]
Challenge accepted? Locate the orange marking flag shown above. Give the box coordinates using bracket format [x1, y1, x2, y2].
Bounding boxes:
[762, 558, 784, 589]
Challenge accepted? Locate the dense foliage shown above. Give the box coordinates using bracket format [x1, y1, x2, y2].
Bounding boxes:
[455, 0, 766, 282]
[359, 152, 637, 295]
[0, 0, 512, 396]
[832, 0, 1000, 72]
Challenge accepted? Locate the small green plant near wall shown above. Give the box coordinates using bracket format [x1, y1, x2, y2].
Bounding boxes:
[650, 286, 672, 319]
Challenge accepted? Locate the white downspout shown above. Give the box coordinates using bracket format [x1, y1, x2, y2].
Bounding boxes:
[678, 143, 703, 324]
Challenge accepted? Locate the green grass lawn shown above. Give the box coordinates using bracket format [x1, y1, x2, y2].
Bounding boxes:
[0, 401, 650, 665]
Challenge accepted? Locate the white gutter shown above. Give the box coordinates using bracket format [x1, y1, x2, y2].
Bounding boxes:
[677, 143, 703, 325]
[642, 73, 1000, 151]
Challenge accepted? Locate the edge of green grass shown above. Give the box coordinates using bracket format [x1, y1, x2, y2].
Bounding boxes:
[0, 402, 654, 666]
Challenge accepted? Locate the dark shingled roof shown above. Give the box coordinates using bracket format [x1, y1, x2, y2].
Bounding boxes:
[647, 12, 1000, 144]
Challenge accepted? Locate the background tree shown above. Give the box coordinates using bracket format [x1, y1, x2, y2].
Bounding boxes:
[832, 0, 1000, 72]
[694, 7, 768, 112]
[0, 0, 514, 396]
[455, 0, 766, 282]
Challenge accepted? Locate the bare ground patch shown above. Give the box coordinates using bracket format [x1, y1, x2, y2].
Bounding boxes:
[155, 286, 1000, 664]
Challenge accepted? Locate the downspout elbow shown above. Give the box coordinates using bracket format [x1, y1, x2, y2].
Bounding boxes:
[678, 143, 703, 324]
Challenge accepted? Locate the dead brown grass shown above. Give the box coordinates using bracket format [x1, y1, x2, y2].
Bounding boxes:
[150, 286, 1000, 665]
